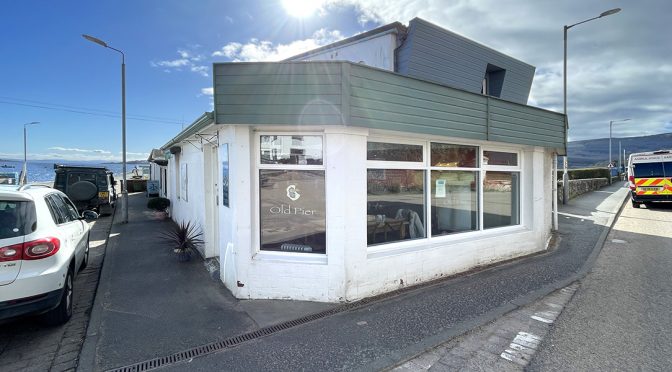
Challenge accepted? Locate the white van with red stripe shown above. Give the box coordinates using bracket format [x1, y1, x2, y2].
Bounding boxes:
[627, 150, 672, 208]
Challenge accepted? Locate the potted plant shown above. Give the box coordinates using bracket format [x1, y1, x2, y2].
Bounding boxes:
[160, 221, 204, 262]
[147, 197, 170, 219]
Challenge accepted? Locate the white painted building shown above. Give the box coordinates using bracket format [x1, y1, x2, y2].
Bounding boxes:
[150, 18, 566, 302]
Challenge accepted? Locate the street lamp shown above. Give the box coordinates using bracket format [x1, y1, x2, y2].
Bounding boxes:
[609, 118, 630, 167]
[562, 7, 622, 204]
[82, 34, 128, 224]
[21, 121, 40, 185]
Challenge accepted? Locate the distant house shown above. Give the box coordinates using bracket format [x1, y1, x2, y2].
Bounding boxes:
[148, 18, 565, 302]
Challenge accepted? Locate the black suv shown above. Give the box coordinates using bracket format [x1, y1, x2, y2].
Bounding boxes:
[53, 165, 117, 215]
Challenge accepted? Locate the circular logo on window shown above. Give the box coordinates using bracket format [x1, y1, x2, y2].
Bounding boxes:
[286, 185, 300, 201]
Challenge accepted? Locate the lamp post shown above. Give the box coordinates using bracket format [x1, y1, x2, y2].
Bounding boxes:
[82, 34, 128, 223]
[562, 7, 621, 204]
[21, 121, 40, 185]
[609, 118, 630, 167]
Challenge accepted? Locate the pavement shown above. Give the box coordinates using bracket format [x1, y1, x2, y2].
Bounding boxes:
[77, 192, 334, 372]
[528, 199, 672, 370]
[74, 182, 629, 371]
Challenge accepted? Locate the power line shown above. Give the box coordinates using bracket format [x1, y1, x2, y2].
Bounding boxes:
[0, 97, 186, 125]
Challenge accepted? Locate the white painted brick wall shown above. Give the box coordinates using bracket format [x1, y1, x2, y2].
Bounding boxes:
[168, 123, 553, 303]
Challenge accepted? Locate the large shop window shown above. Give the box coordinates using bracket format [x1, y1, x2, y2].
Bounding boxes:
[367, 140, 521, 248]
[258, 135, 325, 254]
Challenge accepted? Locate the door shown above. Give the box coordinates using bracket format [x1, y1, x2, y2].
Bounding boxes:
[203, 144, 220, 257]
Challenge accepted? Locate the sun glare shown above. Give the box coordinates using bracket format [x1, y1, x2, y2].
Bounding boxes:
[282, 0, 323, 18]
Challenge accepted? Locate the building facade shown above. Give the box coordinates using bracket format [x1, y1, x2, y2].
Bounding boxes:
[151, 18, 566, 302]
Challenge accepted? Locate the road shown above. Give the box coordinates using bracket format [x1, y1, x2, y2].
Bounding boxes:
[529, 202, 672, 371]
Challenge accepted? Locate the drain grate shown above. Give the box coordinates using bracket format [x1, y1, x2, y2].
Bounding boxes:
[107, 274, 466, 372]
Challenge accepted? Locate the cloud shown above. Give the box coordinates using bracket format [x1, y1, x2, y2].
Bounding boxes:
[201, 87, 214, 96]
[49, 147, 111, 154]
[124, 152, 150, 157]
[151, 47, 209, 77]
[311, 0, 672, 141]
[212, 28, 344, 62]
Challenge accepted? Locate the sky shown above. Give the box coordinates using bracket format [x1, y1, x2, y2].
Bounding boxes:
[2, 0, 670, 161]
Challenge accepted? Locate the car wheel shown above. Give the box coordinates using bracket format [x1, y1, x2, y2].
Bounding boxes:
[80, 234, 90, 271]
[42, 266, 74, 326]
[632, 200, 641, 208]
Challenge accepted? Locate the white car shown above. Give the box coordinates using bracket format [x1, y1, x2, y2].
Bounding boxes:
[0, 184, 97, 325]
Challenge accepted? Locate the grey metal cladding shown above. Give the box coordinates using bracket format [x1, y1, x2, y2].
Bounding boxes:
[349, 64, 488, 140]
[396, 18, 535, 105]
[213, 61, 564, 150]
[214, 62, 345, 125]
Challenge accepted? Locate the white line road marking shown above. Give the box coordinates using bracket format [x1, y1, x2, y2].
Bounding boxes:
[531, 315, 553, 323]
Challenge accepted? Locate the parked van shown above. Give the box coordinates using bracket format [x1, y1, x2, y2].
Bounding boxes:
[627, 150, 672, 208]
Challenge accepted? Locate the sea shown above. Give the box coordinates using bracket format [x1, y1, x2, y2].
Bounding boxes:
[0, 159, 140, 183]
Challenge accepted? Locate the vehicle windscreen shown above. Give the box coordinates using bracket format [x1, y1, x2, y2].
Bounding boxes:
[633, 162, 664, 178]
[0, 200, 37, 239]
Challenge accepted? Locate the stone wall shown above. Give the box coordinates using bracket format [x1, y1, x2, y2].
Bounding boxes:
[558, 178, 609, 203]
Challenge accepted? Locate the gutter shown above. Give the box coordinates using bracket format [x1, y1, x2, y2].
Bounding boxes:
[160, 111, 214, 150]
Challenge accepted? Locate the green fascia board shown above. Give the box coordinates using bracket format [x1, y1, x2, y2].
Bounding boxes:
[161, 111, 214, 150]
[212, 61, 566, 152]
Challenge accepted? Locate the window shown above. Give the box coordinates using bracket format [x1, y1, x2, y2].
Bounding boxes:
[482, 150, 520, 229]
[260, 135, 323, 165]
[367, 169, 425, 245]
[483, 151, 518, 166]
[430, 143, 480, 236]
[483, 172, 520, 229]
[367, 140, 522, 247]
[258, 134, 325, 254]
[45, 194, 68, 224]
[367, 140, 426, 246]
[58, 195, 81, 221]
[67, 172, 96, 187]
[633, 162, 664, 178]
[482, 64, 506, 98]
[431, 143, 478, 168]
[431, 170, 478, 235]
[367, 142, 423, 162]
[0, 200, 36, 239]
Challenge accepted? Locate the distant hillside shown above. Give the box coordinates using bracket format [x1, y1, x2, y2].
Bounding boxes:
[567, 132, 672, 168]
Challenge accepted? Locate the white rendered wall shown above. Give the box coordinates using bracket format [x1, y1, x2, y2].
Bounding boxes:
[219, 126, 553, 303]
[289, 33, 397, 71]
[168, 144, 208, 257]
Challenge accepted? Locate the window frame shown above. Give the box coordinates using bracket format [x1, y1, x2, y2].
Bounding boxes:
[366, 137, 525, 252]
[254, 131, 328, 260]
[481, 148, 522, 231]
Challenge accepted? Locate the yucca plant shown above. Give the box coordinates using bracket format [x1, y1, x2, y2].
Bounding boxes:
[160, 221, 204, 261]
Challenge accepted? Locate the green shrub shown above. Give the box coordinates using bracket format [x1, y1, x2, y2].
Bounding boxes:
[147, 197, 170, 211]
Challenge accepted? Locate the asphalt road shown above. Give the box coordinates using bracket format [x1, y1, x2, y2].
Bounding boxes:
[529, 201, 672, 371]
